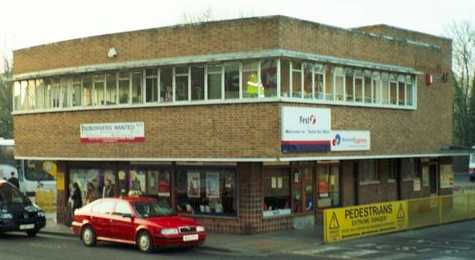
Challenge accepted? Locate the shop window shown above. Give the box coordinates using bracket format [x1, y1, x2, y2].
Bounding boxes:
[292, 168, 313, 213]
[381, 73, 390, 104]
[303, 63, 313, 99]
[128, 169, 146, 195]
[118, 72, 129, 104]
[105, 73, 117, 105]
[401, 158, 416, 180]
[224, 63, 239, 99]
[82, 76, 93, 106]
[131, 71, 143, 104]
[345, 68, 354, 102]
[317, 164, 340, 208]
[261, 59, 277, 97]
[364, 70, 372, 103]
[389, 74, 398, 105]
[191, 65, 205, 101]
[264, 168, 290, 212]
[93, 75, 105, 106]
[72, 78, 82, 107]
[35, 79, 45, 110]
[146, 169, 171, 207]
[145, 69, 158, 103]
[160, 68, 173, 103]
[334, 67, 345, 101]
[372, 72, 380, 104]
[70, 168, 102, 206]
[315, 64, 325, 100]
[354, 70, 363, 103]
[383, 160, 396, 182]
[406, 75, 414, 106]
[102, 170, 117, 198]
[207, 64, 223, 100]
[280, 60, 290, 97]
[291, 61, 302, 98]
[359, 160, 378, 183]
[175, 66, 189, 102]
[118, 169, 129, 195]
[242, 61, 260, 98]
[175, 168, 236, 216]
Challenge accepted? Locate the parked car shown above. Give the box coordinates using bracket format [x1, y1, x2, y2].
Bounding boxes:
[71, 196, 207, 252]
[0, 180, 46, 237]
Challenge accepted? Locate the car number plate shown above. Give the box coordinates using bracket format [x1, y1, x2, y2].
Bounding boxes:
[19, 224, 35, 230]
[183, 234, 199, 242]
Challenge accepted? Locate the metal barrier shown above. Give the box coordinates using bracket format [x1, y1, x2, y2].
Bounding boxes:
[324, 193, 475, 243]
[35, 189, 57, 213]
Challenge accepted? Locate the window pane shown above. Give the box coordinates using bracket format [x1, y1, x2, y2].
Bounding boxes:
[261, 59, 277, 97]
[292, 168, 313, 213]
[35, 79, 45, 110]
[334, 67, 345, 101]
[372, 72, 380, 104]
[145, 69, 158, 103]
[61, 79, 70, 108]
[264, 168, 290, 211]
[72, 78, 82, 107]
[242, 61, 259, 98]
[208, 65, 222, 100]
[13, 81, 20, 111]
[106, 73, 117, 105]
[355, 77, 363, 103]
[93, 75, 105, 106]
[160, 68, 173, 103]
[191, 66, 205, 101]
[175, 66, 189, 101]
[390, 75, 398, 105]
[381, 73, 389, 104]
[406, 75, 414, 106]
[345, 69, 353, 102]
[28, 79, 36, 110]
[225, 63, 239, 99]
[280, 60, 290, 97]
[291, 61, 302, 98]
[131, 72, 143, 104]
[118, 72, 129, 104]
[325, 65, 334, 100]
[82, 76, 93, 106]
[398, 76, 405, 106]
[303, 63, 313, 99]
[364, 71, 371, 103]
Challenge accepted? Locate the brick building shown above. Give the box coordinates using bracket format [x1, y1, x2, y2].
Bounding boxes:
[12, 16, 457, 233]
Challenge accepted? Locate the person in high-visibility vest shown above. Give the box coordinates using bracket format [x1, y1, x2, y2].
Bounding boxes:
[246, 73, 265, 97]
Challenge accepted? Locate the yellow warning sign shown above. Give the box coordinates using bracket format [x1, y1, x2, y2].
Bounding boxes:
[324, 200, 408, 242]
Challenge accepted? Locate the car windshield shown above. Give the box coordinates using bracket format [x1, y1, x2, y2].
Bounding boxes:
[133, 200, 176, 218]
[0, 183, 30, 205]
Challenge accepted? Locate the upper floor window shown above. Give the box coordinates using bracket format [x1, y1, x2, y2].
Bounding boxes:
[13, 58, 417, 113]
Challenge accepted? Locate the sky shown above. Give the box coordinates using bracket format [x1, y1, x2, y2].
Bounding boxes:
[1, 0, 475, 71]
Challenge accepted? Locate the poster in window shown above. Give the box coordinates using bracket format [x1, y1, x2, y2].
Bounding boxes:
[129, 170, 145, 193]
[319, 180, 329, 197]
[158, 172, 170, 197]
[422, 166, 429, 187]
[187, 172, 201, 198]
[413, 178, 421, 191]
[440, 165, 454, 189]
[206, 172, 220, 199]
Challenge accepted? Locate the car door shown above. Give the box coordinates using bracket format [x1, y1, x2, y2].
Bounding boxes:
[109, 200, 136, 242]
[90, 199, 116, 239]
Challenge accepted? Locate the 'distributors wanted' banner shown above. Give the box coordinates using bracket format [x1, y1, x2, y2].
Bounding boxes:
[80, 122, 144, 144]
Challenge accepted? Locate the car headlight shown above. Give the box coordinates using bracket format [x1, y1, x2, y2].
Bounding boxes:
[196, 226, 205, 232]
[160, 228, 179, 235]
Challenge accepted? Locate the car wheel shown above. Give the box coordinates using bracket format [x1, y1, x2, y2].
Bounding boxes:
[136, 231, 154, 253]
[26, 229, 38, 237]
[81, 226, 97, 247]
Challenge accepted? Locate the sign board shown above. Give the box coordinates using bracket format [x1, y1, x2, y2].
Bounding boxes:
[80, 122, 145, 143]
[281, 107, 331, 152]
[324, 200, 408, 242]
[330, 130, 370, 151]
[413, 178, 421, 191]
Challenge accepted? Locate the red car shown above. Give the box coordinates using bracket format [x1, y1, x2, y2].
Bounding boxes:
[71, 196, 207, 252]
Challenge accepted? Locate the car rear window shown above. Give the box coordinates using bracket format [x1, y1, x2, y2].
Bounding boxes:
[0, 183, 28, 205]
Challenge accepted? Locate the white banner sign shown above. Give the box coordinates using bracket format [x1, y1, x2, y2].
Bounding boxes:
[281, 107, 332, 152]
[330, 130, 370, 151]
[80, 122, 145, 143]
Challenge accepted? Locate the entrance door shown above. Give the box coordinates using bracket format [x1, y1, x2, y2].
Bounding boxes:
[315, 163, 340, 224]
[429, 163, 438, 194]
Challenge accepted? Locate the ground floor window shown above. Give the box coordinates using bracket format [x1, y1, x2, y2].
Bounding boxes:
[317, 164, 340, 208]
[263, 168, 290, 212]
[292, 167, 313, 213]
[175, 168, 237, 216]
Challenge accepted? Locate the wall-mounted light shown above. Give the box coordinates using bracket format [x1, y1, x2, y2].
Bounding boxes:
[425, 73, 432, 86]
[107, 48, 118, 58]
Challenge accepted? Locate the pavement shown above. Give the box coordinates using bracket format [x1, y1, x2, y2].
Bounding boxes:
[40, 216, 324, 256]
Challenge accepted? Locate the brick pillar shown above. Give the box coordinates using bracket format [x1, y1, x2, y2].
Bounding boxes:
[238, 162, 262, 234]
[341, 160, 356, 206]
[56, 162, 68, 225]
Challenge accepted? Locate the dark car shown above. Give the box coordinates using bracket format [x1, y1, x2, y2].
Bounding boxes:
[71, 196, 207, 253]
[0, 180, 46, 237]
